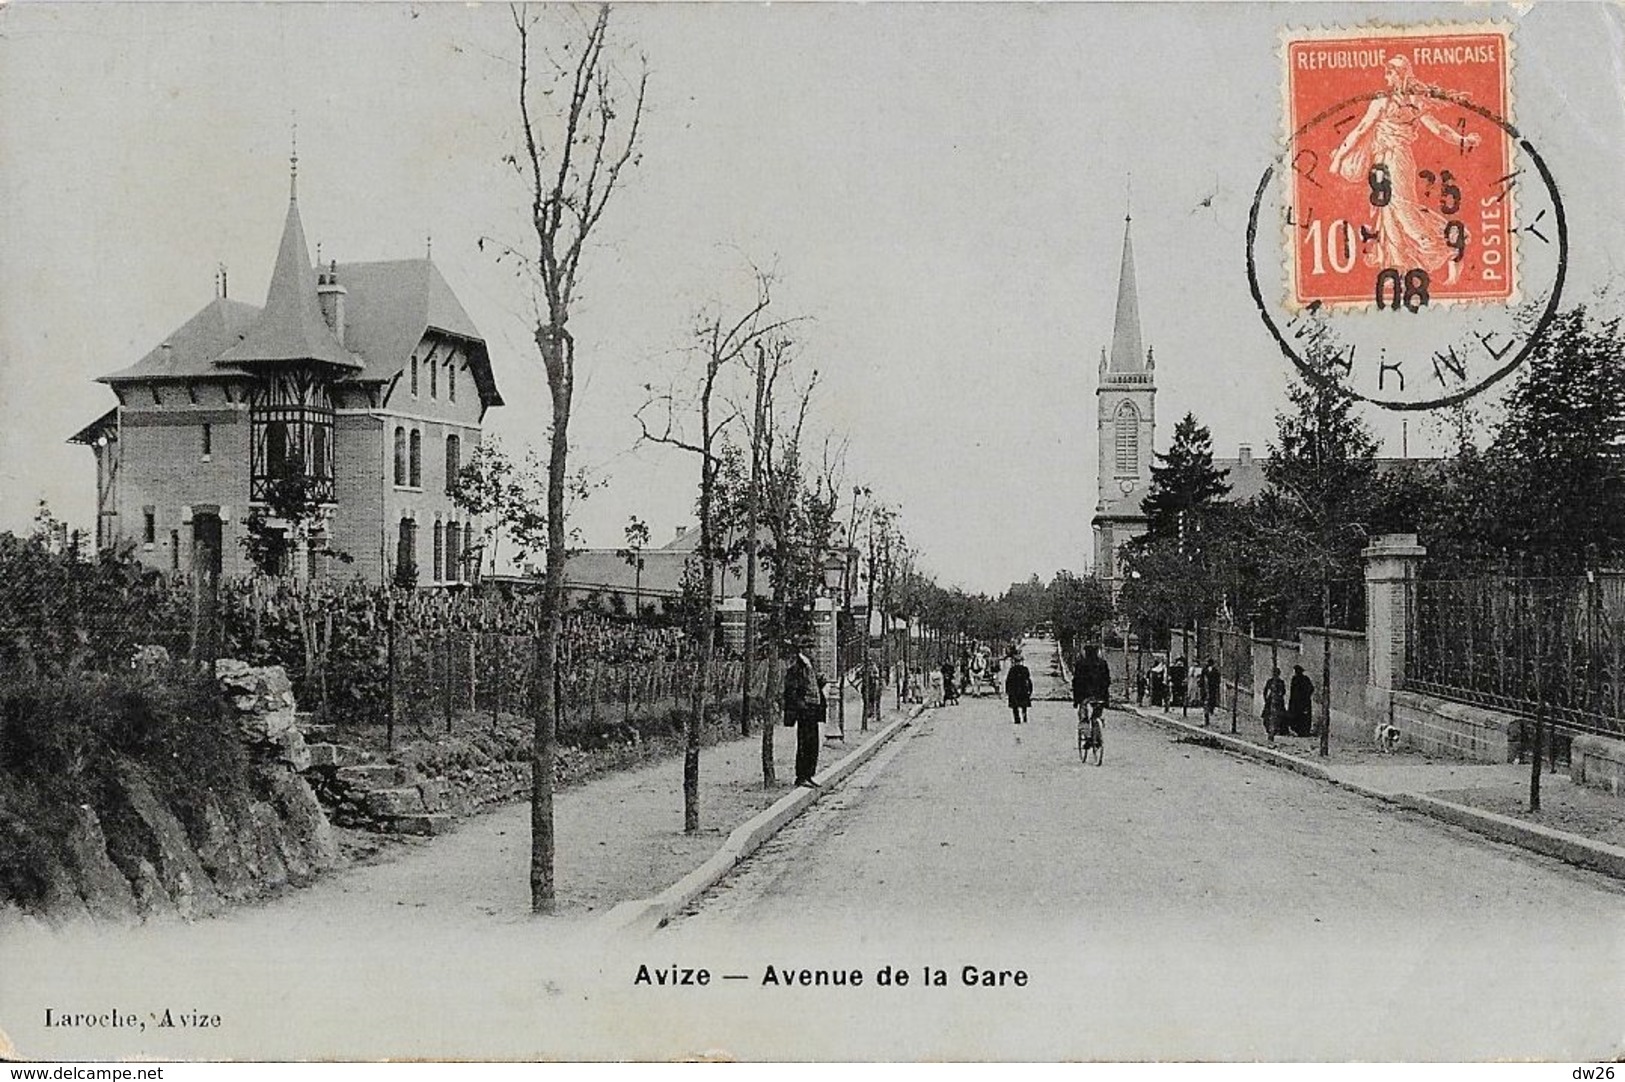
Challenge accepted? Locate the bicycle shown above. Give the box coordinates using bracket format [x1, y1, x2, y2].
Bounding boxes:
[1076, 698, 1105, 765]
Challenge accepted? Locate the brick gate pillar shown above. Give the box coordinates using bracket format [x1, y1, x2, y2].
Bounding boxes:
[1363, 533, 1427, 719]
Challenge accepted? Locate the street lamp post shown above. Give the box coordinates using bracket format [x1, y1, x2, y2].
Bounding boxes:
[822, 549, 847, 741]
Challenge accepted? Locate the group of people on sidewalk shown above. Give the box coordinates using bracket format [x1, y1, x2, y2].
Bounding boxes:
[1130, 653, 1316, 738]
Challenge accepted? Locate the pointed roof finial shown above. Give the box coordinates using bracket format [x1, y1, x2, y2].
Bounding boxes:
[1125, 172, 1132, 223]
[426, 233, 433, 260]
[289, 115, 299, 201]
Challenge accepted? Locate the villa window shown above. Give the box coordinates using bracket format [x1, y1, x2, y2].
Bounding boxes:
[445, 434, 460, 495]
[394, 427, 407, 486]
[433, 521, 444, 582]
[409, 430, 422, 488]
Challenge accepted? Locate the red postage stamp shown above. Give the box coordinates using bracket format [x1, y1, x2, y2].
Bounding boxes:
[1283, 24, 1515, 310]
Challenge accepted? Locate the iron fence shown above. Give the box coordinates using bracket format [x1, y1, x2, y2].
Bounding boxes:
[1406, 572, 1625, 740]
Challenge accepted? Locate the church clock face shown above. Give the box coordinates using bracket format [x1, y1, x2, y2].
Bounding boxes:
[1118, 479, 1135, 495]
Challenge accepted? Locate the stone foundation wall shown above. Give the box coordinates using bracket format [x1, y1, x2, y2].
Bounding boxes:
[1390, 691, 1518, 762]
[1571, 734, 1625, 797]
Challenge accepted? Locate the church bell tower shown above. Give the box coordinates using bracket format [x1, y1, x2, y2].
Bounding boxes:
[1092, 210, 1156, 581]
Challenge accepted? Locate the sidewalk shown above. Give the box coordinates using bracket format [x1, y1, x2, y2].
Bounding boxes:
[1120, 696, 1625, 879]
[232, 689, 917, 926]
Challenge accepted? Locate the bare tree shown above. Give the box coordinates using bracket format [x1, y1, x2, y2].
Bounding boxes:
[491, 3, 646, 913]
[638, 270, 795, 830]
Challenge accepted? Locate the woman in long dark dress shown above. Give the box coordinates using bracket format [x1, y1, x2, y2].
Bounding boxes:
[1287, 664, 1314, 737]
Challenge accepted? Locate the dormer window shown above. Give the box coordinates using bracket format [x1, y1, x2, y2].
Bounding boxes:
[411, 355, 419, 397]
[430, 357, 438, 399]
[449, 363, 457, 403]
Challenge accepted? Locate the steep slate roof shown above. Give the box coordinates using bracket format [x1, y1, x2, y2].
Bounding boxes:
[334, 259, 503, 406]
[217, 195, 359, 371]
[99, 298, 261, 383]
[92, 198, 501, 407]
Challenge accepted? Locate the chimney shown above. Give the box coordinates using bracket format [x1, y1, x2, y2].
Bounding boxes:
[674, 525, 689, 542]
[317, 259, 347, 344]
[1238, 444, 1252, 465]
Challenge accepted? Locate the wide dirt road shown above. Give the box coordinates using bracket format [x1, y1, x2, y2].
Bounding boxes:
[647, 640, 1625, 1061]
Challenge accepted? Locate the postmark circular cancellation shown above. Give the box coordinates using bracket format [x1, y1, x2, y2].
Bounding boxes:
[1247, 22, 1567, 411]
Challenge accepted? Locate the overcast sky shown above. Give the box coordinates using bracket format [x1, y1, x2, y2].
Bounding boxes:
[2, 2, 1622, 593]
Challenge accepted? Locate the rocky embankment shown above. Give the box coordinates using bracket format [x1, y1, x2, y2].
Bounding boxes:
[10, 661, 338, 924]
[7, 659, 754, 922]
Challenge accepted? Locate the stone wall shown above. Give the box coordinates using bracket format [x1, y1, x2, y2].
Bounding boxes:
[1390, 690, 1518, 762]
[1571, 735, 1625, 797]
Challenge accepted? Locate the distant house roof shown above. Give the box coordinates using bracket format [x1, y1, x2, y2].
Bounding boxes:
[565, 549, 689, 597]
[1214, 448, 1443, 503]
[562, 541, 762, 600]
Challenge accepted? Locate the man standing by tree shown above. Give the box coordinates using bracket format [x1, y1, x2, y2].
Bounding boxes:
[784, 636, 825, 788]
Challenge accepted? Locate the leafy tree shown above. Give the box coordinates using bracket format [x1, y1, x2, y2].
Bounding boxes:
[1140, 412, 1231, 544]
[491, 4, 647, 914]
[1481, 305, 1625, 569]
[1047, 571, 1113, 658]
[616, 515, 650, 619]
[1253, 341, 1382, 630]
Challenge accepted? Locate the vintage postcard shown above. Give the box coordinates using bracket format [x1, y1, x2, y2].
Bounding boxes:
[1, 1, 1623, 1067]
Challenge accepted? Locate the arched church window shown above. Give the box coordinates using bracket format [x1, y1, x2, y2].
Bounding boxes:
[1114, 402, 1140, 475]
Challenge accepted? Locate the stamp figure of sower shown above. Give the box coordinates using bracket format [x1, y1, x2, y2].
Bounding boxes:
[1328, 55, 1483, 287]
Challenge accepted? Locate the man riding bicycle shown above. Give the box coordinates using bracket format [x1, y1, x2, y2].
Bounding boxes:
[1072, 644, 1111, 763]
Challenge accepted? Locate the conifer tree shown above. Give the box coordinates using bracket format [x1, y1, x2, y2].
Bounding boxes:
[1140, 412, 1231, 545]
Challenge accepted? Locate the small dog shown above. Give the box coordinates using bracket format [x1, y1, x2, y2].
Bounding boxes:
[1374, 721, 1403, 754]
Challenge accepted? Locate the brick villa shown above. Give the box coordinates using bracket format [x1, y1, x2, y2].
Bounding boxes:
[70, 164, 502, 585]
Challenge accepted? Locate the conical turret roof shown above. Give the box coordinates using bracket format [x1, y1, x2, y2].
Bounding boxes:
[217, 188, 358, 371]
[1107, 215, 1147, 374]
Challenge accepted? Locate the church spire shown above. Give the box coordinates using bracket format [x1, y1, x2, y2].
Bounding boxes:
[1107, 212, 1147, 374]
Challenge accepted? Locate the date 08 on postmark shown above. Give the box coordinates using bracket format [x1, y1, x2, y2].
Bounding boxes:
[1284, 23, 1515, 311]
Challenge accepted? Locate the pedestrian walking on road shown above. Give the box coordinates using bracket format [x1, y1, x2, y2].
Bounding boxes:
[783, 640, 826, 788]
[861, 660, 882, 723]
[1262, 667, 1286, 742]
[1201, 659, 1221, 726]
[1287, 664, 1314, 737]
[1135, 669, 1147, 707]
[941, 661, 959, 705]
[1170, 656, 1189, 711]
[1149, 658, 1167, 708]
[1005, 652, 1034, 725]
